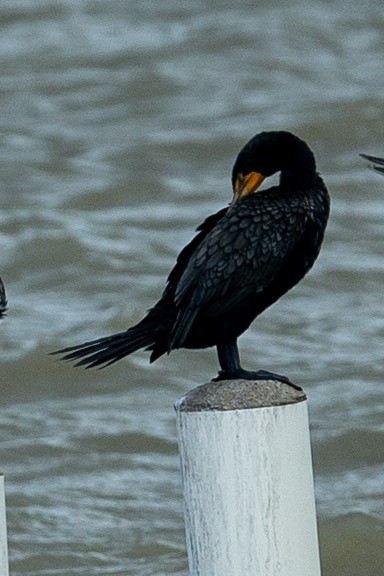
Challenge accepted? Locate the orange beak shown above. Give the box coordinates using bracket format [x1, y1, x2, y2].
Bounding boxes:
[233, 171, 266, 203]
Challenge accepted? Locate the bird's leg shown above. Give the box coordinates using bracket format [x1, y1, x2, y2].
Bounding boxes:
[216, 340, 242, 374]
[213, 340, 302, 391]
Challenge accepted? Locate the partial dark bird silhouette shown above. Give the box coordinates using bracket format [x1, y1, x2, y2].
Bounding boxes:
[53, 131, 330, 387]
[0, 277, 7, 317]
[360, 153, 384, 175]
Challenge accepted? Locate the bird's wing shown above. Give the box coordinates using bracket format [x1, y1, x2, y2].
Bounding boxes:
[168, 194, 310, 348]
[0, 277, 7, 316]
[165, 207, 229, 289]
[360, 154, 384, 175]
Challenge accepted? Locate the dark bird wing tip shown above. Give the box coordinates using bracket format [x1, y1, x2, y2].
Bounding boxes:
[0, 276, 7, 316]
[360, 153, 384, 175]
[360, 153, 384, 162]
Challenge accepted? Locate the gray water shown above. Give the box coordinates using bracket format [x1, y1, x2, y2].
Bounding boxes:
[0, 0, 383, 574]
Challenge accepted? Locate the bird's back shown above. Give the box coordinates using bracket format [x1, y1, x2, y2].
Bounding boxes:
[161, 177, 330, 351]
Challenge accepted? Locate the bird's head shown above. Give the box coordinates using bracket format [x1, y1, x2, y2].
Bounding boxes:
[231, 131, 317, 202]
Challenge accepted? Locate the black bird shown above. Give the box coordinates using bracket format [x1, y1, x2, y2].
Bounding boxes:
[360, 153, 384, 175]
[0, 277, 7, 317]
[53, 131, 330, 386]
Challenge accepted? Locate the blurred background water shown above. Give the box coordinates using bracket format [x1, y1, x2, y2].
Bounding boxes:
[0, 0, 383, 574]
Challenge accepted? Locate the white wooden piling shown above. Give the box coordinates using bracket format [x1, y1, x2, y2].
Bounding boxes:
[0, 473, 9, 576]
[175, 380, 321, 576]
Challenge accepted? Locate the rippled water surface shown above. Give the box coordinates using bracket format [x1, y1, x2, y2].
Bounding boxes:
[1, 1, 383, 574]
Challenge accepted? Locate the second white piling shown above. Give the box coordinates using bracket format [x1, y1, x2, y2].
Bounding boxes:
[0, 473, 9, 576]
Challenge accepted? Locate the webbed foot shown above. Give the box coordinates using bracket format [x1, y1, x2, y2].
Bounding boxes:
[212, 368, 302, 391]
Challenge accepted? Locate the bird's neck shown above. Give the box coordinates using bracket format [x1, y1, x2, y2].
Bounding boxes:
[279, 166, 317, 190]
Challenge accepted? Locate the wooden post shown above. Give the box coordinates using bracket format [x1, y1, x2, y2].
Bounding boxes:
[175, 380, 321, 576]
[0, 473, 9, 576]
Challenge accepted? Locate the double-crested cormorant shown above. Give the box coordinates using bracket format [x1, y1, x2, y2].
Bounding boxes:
[360, 153, 384, 175]
[0, 277, 7, 317]
[53, 131, 330, 387]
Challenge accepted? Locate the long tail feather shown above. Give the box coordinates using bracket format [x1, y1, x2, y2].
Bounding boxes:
[51, 325, 156, 369]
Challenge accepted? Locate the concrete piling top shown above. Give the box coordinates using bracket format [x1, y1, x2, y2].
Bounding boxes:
[175, 379, 307, 412]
